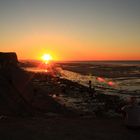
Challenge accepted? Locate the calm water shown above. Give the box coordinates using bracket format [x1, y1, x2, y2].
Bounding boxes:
[24, 61, 140, 97]
[59, 61, 140, 66]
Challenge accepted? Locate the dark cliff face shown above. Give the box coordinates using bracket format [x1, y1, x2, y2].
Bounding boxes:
[0, 52, 18, 67]
[0, 52, 33, 115]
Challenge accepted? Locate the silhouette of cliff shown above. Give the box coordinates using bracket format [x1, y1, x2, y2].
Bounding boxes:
[0, 52, 33, 115]
[0, 52, 18, 68]
[0, 52, 68, 116]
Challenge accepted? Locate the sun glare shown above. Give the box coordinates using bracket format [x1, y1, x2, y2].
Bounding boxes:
[42, 54, 52, 62]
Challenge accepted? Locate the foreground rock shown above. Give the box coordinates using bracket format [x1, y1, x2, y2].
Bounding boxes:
[0, 52, 18, 67]
[0, 52, 68, 116]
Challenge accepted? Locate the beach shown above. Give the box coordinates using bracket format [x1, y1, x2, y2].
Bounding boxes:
[0, 59, 140, 140]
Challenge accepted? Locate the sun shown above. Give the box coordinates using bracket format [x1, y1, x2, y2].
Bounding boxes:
[41, 54, 52, 62]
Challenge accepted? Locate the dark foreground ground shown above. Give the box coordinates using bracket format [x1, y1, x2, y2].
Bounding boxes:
[0, 116, 140, 140]
[0, 57, 140, 140]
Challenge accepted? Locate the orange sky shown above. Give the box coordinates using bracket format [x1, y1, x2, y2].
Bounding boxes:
[1, 32, 140, 61]
[0, 0, 140, 61]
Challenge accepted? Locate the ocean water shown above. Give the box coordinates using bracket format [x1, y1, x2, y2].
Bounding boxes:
[23, 61, 140, 112]
[60, 69, 140, 97]
[59, 61, 140, 96]
[59, 60, 140, 66]
[24, 61, 140, 97]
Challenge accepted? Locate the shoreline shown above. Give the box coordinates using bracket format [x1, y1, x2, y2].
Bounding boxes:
[0, 58, 140, 140]
[27, 70, 127, 118]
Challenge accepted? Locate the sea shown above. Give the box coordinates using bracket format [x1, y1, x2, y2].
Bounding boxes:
[24, 61, 140, 98]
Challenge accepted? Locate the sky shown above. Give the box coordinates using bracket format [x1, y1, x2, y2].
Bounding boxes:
[0, 0, 140, 60]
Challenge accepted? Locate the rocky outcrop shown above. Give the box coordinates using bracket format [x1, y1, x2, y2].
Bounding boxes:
[0, 52, 68, 116]
[0, 52, 33, 115]
[0, 52, 18, 68]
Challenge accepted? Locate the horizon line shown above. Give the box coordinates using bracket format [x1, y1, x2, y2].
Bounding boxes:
[19, 59, 140, 62]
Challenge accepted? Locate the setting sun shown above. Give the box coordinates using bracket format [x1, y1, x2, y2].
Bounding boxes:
[42, 54, 52, 62]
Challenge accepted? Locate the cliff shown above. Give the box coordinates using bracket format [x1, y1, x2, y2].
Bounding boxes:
[0, 52, 18, 68]
[0, 52, 66, 116]
[0, 52, 33, 115]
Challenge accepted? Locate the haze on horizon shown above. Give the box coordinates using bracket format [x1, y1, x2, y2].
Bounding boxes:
[0, 0, 140, 61]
